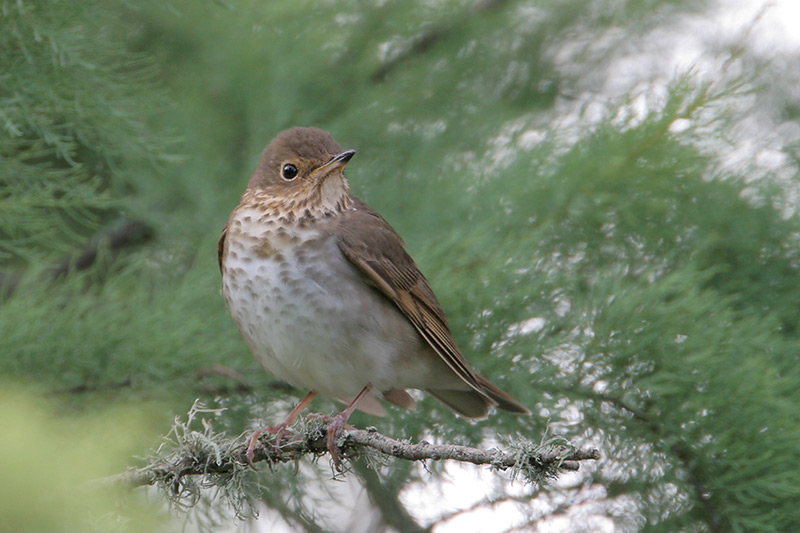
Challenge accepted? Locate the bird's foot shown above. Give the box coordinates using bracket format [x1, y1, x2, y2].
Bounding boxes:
[245, 423, 292, 468]
[307, 413, 354, 471]
[244, 391, 320, 468]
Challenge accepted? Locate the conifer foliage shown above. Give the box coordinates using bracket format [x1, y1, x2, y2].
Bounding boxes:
[0, 1, 163, 266]
[2, 1, 800, 531]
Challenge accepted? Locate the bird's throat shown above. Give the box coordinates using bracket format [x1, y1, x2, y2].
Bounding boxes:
[242, 177, 352, 225]
[314, 173, 352, 217]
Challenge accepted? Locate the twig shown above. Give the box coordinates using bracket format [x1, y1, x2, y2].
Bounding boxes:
[49, 219, 154, 279]
[0, 219, 154, 298]
[109, 422, 599, 490]
[370, 0, 513, 82]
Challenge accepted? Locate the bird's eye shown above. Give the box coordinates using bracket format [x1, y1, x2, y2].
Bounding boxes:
[281, 163, 299, 181]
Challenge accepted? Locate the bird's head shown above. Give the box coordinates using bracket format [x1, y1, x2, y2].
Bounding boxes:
[247, 127, 355, 217]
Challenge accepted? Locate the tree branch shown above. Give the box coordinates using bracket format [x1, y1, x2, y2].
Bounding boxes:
[353, 459, 431, 533]
[589, 390, 721, 532]
[370, 0, 513, 82]
[110, 417, 599, 493]
[48, 219, 154, 279]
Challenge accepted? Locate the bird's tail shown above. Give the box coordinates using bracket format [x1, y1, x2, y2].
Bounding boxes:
[428, 373, 530, 418]
[473, 373, 531, 415]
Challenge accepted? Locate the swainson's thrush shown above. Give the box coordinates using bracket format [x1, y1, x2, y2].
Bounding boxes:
[219, 127, 530, 466]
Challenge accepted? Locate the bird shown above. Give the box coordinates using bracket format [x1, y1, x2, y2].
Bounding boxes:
[218, 127, 530, 467]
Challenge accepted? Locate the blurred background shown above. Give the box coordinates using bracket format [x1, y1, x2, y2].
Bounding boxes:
[2, 0, 800, 531]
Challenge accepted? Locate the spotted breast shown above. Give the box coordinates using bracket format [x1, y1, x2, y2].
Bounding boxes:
[220, 198, 458, 413]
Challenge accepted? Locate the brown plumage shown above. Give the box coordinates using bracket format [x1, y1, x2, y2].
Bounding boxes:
[331, 197, 529, 417]
[219, 127, 529, 465]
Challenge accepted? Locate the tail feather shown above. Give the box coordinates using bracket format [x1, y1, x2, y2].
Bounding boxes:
[383, 388, 417, 410]
[428, 373, 530, 418]
[337, 393, 386, 416]
[341, 375, 529, 418]
[426, 389, 491, 419]
[473, 373, 531, 415]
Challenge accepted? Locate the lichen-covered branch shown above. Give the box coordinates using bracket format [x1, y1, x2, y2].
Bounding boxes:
[110, 405, 599, 493]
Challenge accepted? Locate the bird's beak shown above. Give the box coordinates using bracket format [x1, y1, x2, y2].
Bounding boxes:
[313, 150, 356, 177]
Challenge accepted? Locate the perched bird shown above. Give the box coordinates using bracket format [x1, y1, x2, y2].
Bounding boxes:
[219, 127, 529, 466]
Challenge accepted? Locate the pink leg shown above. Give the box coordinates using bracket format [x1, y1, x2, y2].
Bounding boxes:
[246, 390, 318, 467]
[324, 384, 373, 470]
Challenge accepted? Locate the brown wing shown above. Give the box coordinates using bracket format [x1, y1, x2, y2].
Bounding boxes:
[217, 223, 228, 273]
[334, 198, 492, 401]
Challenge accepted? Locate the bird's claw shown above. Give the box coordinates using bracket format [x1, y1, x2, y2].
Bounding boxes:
[327, 415, 348, 470]
[245, 429, 262, 468]
[307, 412, 352, 471]
[244, 423, 292, 468]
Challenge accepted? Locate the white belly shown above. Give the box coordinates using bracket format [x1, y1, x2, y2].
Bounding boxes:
[221, 212, 436, 398]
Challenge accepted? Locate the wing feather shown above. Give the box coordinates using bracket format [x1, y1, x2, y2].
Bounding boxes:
[218, 223, 228, 273]
[333, 200, 492, 401]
